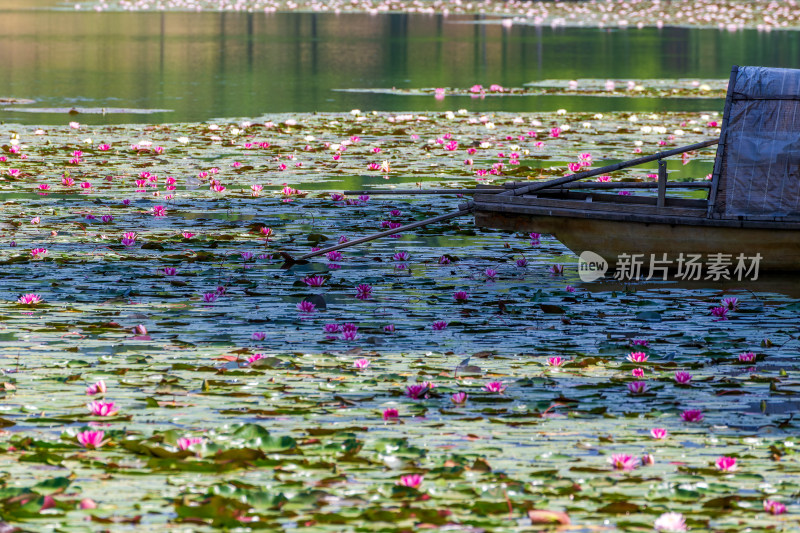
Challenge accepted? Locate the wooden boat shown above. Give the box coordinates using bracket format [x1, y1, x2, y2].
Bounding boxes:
[473, 66, 800, 274]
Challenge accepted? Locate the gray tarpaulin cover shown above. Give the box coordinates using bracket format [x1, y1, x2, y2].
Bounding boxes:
[713, 66, 800, 217]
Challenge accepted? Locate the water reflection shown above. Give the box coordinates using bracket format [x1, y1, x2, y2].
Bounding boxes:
[3, 9, 800, 124]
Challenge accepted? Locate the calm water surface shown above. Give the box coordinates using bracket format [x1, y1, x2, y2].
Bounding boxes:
[3, 4, 800, 123]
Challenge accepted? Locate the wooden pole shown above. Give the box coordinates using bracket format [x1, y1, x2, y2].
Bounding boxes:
[343, 182, 711, 195]
[285, 139, 719, 263]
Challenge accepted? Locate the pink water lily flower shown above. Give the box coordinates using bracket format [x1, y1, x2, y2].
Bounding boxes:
[627, 352, 648, 363]
[86, 380, 107, 395]
[722, 297, 739, 309]
[546, 356, 565, 367]
[711, 306, 728, 320]
[177, 437, 204, 451]
[451, 392, 468, 405]
[30, 248, 48, 259]
[323, 323, 341, 334]
[382, 408, 399, 421]
[355, 284, 372, 300]
[303, 275, 325, 287]
[763, 499, 787, 515]
[87, 401, 118, 417]
[651, 428, 668, 439]
[632, 368, 645, 378]
[432, 321, 448, 331]
[674, 371, 692, 384]
[76, 430, 106, 449]
[248, 353, 264, 365]
[484, 268, 498, 280]
[628, 381, 648, 395]
[681, 409, 704, 422]
[353, 358, 370, 370]
[608, 453, 639, 471]
[738, 352, 756, 362]
[453, 291, 469, 302]
[17, 294, 42, 305]
[297, 301, 316, 313]
[483, 381, 506, 393]
[715, 456, 737, 472]
[398, 474, 423, 488]
[405, 384, 428, 400]
[654, 512, 687, 532]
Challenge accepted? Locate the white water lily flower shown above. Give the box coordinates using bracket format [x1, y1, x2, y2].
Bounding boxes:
[593, 113, 603, 119]
[230, 128, 241, 135]
[445, 111, 455, 119]
[485, 122, 495, 129]
[634, 140, 643, 146]
[556, 109, 567, 115]
[83, 138, 92, 144]
[561, 124, 570, 131]
[583, 122, 591, 128]
[350, 109, 361, 115]
[480, 142, 492, 149]
[207, 124, 219, 130]
[641, 126, 652, 134]
[628, 115, 638, 122]
[304, 135, 315, 142]
[138, 140, 152, 146]
[177, 137, 189, 143]
[531, 119, 542, 126]
[458, 109, 468, 115]
[329, 143, 341, 151]
[674, 129, 685, 136]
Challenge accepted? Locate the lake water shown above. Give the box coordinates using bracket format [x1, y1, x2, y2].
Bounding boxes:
[4, 4, 800, 124]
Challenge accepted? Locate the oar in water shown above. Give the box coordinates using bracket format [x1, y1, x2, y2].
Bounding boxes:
[279, 139, 719, 268]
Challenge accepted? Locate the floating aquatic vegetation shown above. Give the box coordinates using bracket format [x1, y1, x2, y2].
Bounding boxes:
[0, 109, 796, 530]
[337, 78, 729, 100]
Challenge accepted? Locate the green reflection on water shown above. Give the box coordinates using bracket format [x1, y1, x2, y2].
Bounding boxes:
[3, 10, 800, 124]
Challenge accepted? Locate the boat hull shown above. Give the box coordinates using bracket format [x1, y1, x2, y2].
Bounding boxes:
[474, 210, 800, 271]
